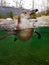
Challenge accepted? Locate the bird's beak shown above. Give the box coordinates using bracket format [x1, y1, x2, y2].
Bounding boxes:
[30, 9, 38, 15]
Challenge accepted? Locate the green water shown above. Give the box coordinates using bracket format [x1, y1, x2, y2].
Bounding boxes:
[0, 27, 49, 65]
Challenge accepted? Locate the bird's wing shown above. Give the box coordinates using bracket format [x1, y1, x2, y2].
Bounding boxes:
[0, 19, 18, 31]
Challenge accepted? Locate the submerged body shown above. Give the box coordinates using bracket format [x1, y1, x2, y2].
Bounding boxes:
[18, 28, 34, 41]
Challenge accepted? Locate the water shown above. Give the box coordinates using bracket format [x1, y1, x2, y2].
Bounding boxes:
[0, 27, 49, 64]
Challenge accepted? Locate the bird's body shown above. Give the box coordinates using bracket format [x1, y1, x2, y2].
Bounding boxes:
[0, 9, 47, 41]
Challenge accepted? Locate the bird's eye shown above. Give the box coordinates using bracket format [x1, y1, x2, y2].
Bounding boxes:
[24, 12, 27, 14]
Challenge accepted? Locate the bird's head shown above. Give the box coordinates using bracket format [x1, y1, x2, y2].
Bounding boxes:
[20, 12, 30, 19]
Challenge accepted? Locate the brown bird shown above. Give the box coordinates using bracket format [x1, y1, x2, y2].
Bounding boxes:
[0, 9, 42, 41]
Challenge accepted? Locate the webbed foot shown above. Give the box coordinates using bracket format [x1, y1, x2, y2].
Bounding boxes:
[14, 37, 17, 41]
[35, 31, 41, 39]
